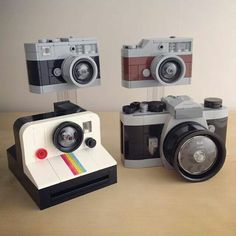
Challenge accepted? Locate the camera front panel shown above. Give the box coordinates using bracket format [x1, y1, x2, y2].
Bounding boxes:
[20, 111, 101, 167]
[121, 123, 164, 161]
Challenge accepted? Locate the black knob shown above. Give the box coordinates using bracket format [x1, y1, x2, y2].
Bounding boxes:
[130, 101, 140, 110]
[204, 97, 222, 109]
[85, 138, 96, 148]
[148, 101, 166, 112]
[122, 104, 138, 114]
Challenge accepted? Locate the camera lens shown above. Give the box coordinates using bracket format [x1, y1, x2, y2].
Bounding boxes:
[163, 122, 226, 182]
[62, 56, 98, 87]
[53, 122, 84, 153]
[178, 136, 217, 175]
[151, 55, 186, 85]
[72, 60, 94, 84]
[159, 59, 182, 83]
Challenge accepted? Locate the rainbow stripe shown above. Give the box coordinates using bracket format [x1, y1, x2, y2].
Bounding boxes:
[61, 153, 86, 175]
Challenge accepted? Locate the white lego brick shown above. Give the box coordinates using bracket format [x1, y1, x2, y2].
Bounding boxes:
[48, 155, 74, 182]
[25, 160, 60, 189]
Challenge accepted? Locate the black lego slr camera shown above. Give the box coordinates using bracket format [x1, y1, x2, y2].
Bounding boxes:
[120, 96, 228, 182]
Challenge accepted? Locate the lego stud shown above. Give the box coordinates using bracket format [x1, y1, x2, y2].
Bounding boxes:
[35, 148, 48, 159]
[142, 69, 150, 78]
[53, 68, 62, 77]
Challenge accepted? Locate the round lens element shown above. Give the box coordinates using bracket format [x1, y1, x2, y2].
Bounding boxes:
[151, 55, 186, 85]
[72, 60, 94, 84]
[53, 122, 84, 153]
[159, 59, 182, 83]
[61, 56, 98, 87]
[178, 136, 217, 175]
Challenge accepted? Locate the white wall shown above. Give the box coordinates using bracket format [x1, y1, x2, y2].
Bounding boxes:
[0, 0, 235, 112]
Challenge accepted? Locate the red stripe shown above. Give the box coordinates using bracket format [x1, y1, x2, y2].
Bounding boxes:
[61, 154, 78, 175]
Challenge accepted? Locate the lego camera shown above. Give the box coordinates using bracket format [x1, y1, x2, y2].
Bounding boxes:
[24, 37, 100, 93]
[120, 96, 227, 182]
[7, 101, 117, 209]
[121, 37, 192, 88]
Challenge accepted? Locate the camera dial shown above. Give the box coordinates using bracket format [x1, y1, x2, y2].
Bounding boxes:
[85, 138, 97, 148]
[62, 56, 98, 87]
[53, 121, 84, 153]
[151, 55, 186, 85]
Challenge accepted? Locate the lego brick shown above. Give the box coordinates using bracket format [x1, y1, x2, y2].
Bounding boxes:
[7, 145, 117, 210]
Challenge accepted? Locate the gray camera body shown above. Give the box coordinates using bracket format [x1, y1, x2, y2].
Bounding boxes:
[120, 96, 228, 181]
[24, 37, 100, 94]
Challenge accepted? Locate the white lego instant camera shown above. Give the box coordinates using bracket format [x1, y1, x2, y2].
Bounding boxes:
[7, 101, 117, 209]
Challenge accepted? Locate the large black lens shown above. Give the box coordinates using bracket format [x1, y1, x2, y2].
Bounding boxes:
[163, 122, 226, 182]
[53, 122, 84, 153]
[158, 58, 182, 83]
[72, 59, 94, 84]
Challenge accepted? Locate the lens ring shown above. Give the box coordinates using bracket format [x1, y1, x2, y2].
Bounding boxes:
[72, 59, 95, 84]
[61, 56, 98, 87]
[53, 122, 84, 153]
[151, 55, 186, 85]
[173, 130, 226, 182]
[158, 58, 182, 83]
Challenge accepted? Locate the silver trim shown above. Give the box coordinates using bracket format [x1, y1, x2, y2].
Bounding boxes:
[120, 112, 168, 126]
[122, 156, 163, 168]
[203, 107, 228, 120]
[122, 77, 191, 88]
[121, 37, 193, 58]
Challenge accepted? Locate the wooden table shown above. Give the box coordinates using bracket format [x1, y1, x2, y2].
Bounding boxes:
[0, 111, 236, 236]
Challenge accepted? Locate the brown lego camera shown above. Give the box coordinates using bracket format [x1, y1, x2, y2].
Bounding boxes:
[121, 36, 193, 88]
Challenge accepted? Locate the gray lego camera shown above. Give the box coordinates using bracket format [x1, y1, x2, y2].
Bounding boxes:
[24, 37, 100, 94]
[120, 96, 228, 182]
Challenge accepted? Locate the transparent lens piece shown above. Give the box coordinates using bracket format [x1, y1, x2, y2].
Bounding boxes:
[76, 45, 83, 54]
[42, 46, 51, 56]
[178, 135, 218, 175]
[83, 121, 92, 133]
[169, 42, 191, 52]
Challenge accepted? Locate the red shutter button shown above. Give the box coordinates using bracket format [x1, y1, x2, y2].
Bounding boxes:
[35, 148, 48, 159]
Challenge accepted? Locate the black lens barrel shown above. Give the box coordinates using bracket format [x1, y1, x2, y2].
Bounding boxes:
[163, 122, 226, 182]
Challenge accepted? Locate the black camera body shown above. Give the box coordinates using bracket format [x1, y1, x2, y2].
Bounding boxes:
[24, 37, 100, 93]
[120, 96, 228, 182]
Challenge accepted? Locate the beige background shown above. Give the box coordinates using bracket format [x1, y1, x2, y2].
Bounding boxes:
[0, 0, 236, 112]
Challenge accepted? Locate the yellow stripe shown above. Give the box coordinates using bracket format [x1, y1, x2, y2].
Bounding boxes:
[65, 153, 84, 173]
[68, 153, 85, 173]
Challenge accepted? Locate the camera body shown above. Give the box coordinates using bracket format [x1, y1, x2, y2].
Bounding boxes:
[121, 37, 192, 88]
[7, 101, 117, 209]
[24, 37, 100, 93]
[120, 96, 227, 181]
